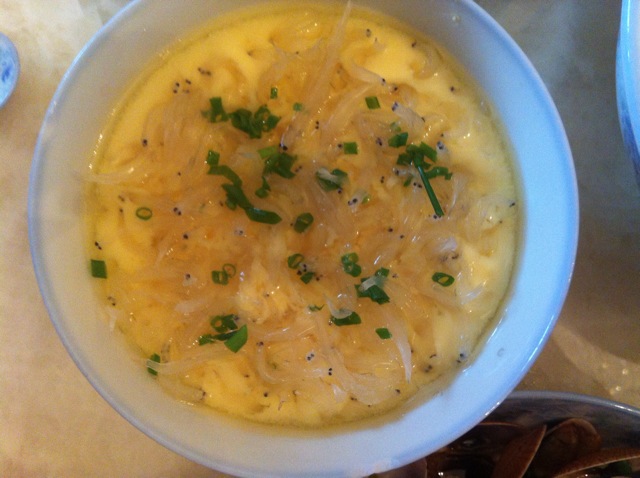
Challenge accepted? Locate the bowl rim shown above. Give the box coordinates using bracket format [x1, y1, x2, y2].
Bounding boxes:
[617, 0, 640, 183]
[509, 390, 640, 416]
[0, 32, 20, 108]
[28, 0, 578, 476]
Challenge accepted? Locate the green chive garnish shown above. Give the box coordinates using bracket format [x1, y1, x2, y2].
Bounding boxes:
[388, 132, 408, 148]
[293, 102, 304, 111]
[224, 104, 280, 139]
[90, 259, 107, 279]
[293, 212, 314, 233]
[221, 183, 282, 224]
[356, 268, 390, 304]
[255, 176, 271, 198]
[375, 327, 392, 339]
[135, 206, 153, 220]
[432, 272, 455, 287]
[262, 150, 297, 178]
[147, 353, 161, 375]
[365, 96, 381, 109]
[343, 142, 358, 155]
[211, 263, 236, 285]
[270, 86, 278, 99]
[300, 271, 315, 284]
[331, 311, 361, 326]
[258, 145, 279, 159]
[287, 253, 304, 269]
[211, 313, 238, 333]
[396, 142, 448, 217]
[224, 324, 248, 352]
[198, 334, 217, 345]
[340, 252, 362, 277]
[316, 168, 348, 191]
[245, 207, 282, 224]
[206, 97, 229, 122]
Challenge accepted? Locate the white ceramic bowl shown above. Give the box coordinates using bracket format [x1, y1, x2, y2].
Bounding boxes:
[28, 1, 578, 476]
[0, 32, 20, 108]
[617, 0, 640, 187]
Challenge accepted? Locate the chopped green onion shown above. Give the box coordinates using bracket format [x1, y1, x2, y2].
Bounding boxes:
[293, 212, 314, 233]
[208, 164, 243, 186]
[388, 132, 408, 148]
[300, 271, 315, 284]
[415, 160, 444, 217]
[287, 253, 304, 269]
[222, 183, 253, 209]
[206, 150, 243, 185]
[432, 272, 455, 287]
[211, 271, 229, 285]
[90, 259, 107, 279]
[356, 284, 389, 304]
[375, 327, 392, 339]
[340, 252, 362, 277]
[331, 311, 361, 326]
[206, 150, 220, 166]
[147, 353, 161, 375]
[286, 254, 315, 283]
[135, 206, 153, 220]
[262, 151, 297, 178]
[270, 86, 278, 99]
[343, 142, 358, 155]
[316, 167, 348, 191]
[258, 145, 279, 159]
[221, 183, 282, 223]
[206, 97, 229, 123]
[365, 96, 381, 109]
[211, 263, 236, 285]
[245, 207, 282, 224]
[228, 105, 280, 139]
[293, 102, 304, 111]
[408, 142, 438, 162]
[211, 313, 238, 333]
[198, 318, 247, 352]
[229, 108, 259, 138]
[425, 166, 453, 180]
[223, 263, 236, 277]
[356, 268, 390, 304]
[198, 333, 217, 345]
[396, 142, 447, 217]
[224, 324, 248, 352]
[255, 176, 271, 198]
[308, 304, 324, 312]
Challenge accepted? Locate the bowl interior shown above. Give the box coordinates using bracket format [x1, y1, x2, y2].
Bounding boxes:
[28, 1, 577, 476]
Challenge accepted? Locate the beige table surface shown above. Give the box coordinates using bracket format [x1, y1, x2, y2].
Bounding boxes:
[1, 0, 639, 476]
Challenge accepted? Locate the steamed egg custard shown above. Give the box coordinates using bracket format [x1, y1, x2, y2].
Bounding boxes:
[86, 2, 520, 426]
